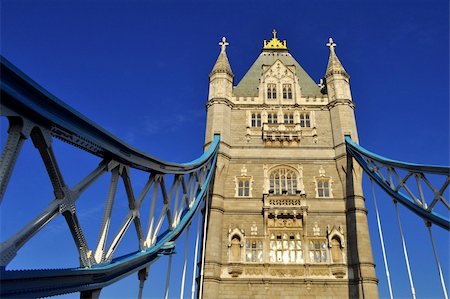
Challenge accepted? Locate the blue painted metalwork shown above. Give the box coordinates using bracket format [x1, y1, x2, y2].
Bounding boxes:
[0, 56, 208, 174]
[0, 57, 220, 298]
[345, 136, 450, 230]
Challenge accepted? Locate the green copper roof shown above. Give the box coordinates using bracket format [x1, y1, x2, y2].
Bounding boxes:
[233, 50, 323, 97]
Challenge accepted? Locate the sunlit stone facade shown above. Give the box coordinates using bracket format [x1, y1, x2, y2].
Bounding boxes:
[202, 32, 379, 298]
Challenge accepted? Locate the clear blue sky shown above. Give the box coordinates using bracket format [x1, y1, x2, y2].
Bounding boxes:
[1, 0, 449, 298]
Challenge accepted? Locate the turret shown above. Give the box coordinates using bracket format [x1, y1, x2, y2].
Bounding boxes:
[325, 38, 358, 145]
[205, 37, 233, 145]
[324, 38, 351, 102]
[208, 37, 234, 100]
[325, 39, 378, 298]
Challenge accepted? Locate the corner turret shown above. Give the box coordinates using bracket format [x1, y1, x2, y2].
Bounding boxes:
[208, 37, 234, 100]
[324, 38, 352, 102]
[205, 37, 233, 146]
[325, 38, 358, 145]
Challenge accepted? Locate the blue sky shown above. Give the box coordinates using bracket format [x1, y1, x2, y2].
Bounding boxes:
[1, 0, 449, 298]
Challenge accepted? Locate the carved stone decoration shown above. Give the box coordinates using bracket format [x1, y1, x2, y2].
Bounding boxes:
[313, 222, 320, 236]
[327, 225, 346, 264]
[240, 165, 247, 176]
[330, 265, 346, 278]
[319, 165, 326, 177]
[267, 214, 302, 228]
[228, 263, 243, 277]
[244, 267, 264, 276]
[250, 222, 258, 235]
[269, 267, 305, 277]
[309, 267, 330, 276]
[227, 228, 245, 263]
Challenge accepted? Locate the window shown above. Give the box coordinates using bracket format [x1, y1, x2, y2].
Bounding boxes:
[309, 240, 328, 263]
[267, 84, 277, 99]
[269, 168, 297, 195]
[282, 84, 293, 99]
[246, 240, 263, 262]
[317, 179, 330, 197]
[251, 113, 262, 127]
[267, 113, 278, 124]
[269, 233, 303, 263]
[299, 113, 311, 128]
[284, 113, 294, 124]
[238, 179, 250, 197]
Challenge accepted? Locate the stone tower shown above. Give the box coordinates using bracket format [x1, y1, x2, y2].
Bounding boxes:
[203, 31, 378, 298]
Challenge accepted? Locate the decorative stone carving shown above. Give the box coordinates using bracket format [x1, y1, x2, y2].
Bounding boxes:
[269, 267, 304, 277]
[330, 265, 346, 278]
[240, 165, 247, 176]
[313, 222, 320, 236]
[319, 165, 326, 177]
[228, 263, 243, 277]
[250, 222, 258, 235]
[267, 214, 302, 228]
[244, 267, 264, 276]
[309, 267, 330, 276]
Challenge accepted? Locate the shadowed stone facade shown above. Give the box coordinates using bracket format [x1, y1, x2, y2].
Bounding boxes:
[202, 32, 378, 298]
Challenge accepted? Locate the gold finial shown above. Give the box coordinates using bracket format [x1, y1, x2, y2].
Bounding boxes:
[263, 29, 287, 50]
[326, 37, 336, 52]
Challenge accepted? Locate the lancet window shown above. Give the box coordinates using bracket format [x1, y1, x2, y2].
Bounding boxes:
[299, 113, 311, 128]
[267, 84, 277, 99]
[317, 179, 331, 198]
[237, 179, 250, 197]
[245, 239, 263, 262]
[282, 84, 293, 99]
[269, 168, 298, 195]
[309, 240, 328, 263]
[251, 113, 262, 127]
[283, 113, 294, 124]
[267, 113, 278, 124]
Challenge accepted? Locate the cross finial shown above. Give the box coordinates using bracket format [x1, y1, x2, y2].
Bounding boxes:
[219, 37, 229, 52]
[326, 37, 336, 51]
[272, 29, 277, 39]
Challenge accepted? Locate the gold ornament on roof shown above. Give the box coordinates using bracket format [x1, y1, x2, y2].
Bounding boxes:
[263, 29, 287, 49]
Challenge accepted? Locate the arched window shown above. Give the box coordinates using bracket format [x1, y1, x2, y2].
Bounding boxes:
[299, 113, 310, 127]
[309, 240, 328, 263]
[317, 179, 331, 197]
[269, 168, 298, 195]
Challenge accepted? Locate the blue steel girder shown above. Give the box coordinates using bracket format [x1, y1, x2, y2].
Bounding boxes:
[0, 56, 220, 298]
[345, 136, 450, 230]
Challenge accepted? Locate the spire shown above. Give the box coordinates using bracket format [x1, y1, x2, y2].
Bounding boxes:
[325, 38, 348, 78]
[210, 37, 233, 77]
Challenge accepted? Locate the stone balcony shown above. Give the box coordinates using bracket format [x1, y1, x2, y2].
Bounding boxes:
[262, 123, 301, 143]
[263, 193, 307, 229]
[261, 123, 318, 145]
[263, 192, 307, 209]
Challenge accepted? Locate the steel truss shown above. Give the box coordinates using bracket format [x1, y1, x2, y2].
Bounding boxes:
[345, 136, 449, 230]
[0, 57, 220, 298]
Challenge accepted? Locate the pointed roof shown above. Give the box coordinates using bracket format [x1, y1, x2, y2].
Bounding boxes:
[233, 30, 322, 97]
[210, 37, 234, 78]
[233, 51, 322, 97]
[325, 38, 348, 78]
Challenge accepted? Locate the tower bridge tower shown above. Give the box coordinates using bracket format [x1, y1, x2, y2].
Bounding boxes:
[203, 31, 378, 298]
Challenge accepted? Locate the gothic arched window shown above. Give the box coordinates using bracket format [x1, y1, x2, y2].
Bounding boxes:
[299, 113, 310, 127]
[269, 168, 298, 195]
